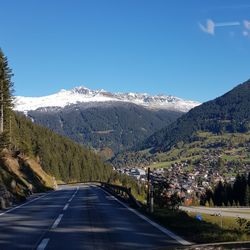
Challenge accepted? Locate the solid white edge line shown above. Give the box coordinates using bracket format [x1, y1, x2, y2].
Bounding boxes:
[0, 192, 52, 217]
[37, 238, 50, 250]
[101, 188, 191, 246]
[63, 203, 69, 211]
[51, 214, 64, 229]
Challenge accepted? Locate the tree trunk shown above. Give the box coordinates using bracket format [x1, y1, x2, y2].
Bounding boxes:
[0, 88, 3, 133]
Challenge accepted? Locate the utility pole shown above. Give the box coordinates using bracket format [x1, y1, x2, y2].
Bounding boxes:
[147, 167, 150, 210]
[150, 182, 154, 213]
[147, 167, 154, 213]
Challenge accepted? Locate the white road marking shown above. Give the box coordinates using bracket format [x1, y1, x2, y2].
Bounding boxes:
[0, 192, 52, 217]
[68, 187, 79, 203]
[37, 238, 50, 250]
[63, 203, 69, 211]
[101, 188, 191, 246]
[51, 214, 64, 229]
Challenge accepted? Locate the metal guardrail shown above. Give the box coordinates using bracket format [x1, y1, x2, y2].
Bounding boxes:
[100, 182, 142, 208]
[57, 181, 142, 208]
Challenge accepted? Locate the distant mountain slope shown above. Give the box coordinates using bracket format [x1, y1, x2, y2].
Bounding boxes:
[145, 79, 250, 152]
[26, 102, 183, 155]
[14, 86, 200, 113]
[14, 86, 200, 156]
[11, 113, 112, 182]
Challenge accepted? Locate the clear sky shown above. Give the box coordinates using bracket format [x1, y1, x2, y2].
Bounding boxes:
[1, 0, 250, 102]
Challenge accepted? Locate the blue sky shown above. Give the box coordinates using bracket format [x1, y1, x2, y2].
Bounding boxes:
[1, 0, 250, 102]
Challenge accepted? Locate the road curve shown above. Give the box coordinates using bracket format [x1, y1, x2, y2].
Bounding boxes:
[0, 184, 189, 250]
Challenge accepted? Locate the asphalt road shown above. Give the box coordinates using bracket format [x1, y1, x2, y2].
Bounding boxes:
[180, 206, 250, 219]
[0, 184, 189, 250]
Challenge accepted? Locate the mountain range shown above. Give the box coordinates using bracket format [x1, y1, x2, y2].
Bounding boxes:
[14, 86, 200, 113]
[112, 79, 250, 169]
[14, 87, 200, 157]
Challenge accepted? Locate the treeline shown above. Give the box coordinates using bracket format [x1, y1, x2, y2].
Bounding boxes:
[0, 49, 14, 148]
[201, 173, 250, 207]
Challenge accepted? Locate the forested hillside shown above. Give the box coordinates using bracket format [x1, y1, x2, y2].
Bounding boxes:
[27, 102, 182, 156]
[112, 80, 250, 169]
[145, 79, 250, 152]
[11, 113, 112, 182]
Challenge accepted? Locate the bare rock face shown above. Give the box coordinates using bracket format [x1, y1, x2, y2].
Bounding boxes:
[0, 185, 13, 209]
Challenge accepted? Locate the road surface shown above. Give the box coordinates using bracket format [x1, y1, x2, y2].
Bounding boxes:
[0, 184, 189, 250]
[180, 206, 250, 219]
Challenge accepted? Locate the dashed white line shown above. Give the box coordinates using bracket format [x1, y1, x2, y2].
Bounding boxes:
[37, 238, 50, 250]
[67, 187, 79, 203]
[51, 214, 64, 229]
[63, 203, 69, 211]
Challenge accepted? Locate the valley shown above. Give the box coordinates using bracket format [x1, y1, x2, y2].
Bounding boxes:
[1, 1, 250, 248]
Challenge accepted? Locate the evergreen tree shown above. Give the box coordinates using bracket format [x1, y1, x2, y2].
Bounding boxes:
[233, 174, 242, 205]
[214, 181, 224, 206]
[225, 183, 234, 206]
[244, 185, 250, 207]
[209, 198, 214, 207]
[240, 175, 247, 206]
[247, 173, 250, 187]
[0, 49, 14, 148]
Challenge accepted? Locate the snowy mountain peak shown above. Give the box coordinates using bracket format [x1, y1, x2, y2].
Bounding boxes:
[71, 86, 91, 95]
[14, 85, 201, 113]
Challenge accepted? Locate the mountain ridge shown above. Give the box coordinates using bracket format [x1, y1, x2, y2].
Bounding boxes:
[145, 79, 250, 152]
[14, 86, 201, 113]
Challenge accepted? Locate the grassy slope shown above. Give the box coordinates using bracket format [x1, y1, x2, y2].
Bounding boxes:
[147, 130, 250, 169]
[149, 209, 250, 243]
[112, 129, 250, 171]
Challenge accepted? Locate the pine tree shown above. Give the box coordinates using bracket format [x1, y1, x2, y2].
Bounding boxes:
[233, 174, 242, 205]
[214, 181, 224, 206]
[209, 198, 214, 207]
[245, 185, 250, 207]
[0, 49, 14, 148]
[247, 173, 250, 187]
[240, 175, 247, 206]
[225, 183, 234, 206]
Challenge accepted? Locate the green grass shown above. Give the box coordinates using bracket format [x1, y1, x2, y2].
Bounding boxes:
[147, 208, 250, 244]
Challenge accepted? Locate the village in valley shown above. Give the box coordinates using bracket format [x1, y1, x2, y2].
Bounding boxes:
[115, 153, 250, 205]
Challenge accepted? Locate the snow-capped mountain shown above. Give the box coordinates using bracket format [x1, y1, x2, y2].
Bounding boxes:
[14, 86, 201, 113]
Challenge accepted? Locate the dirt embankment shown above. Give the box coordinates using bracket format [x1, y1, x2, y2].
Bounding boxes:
[0, 149, 56, 209]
